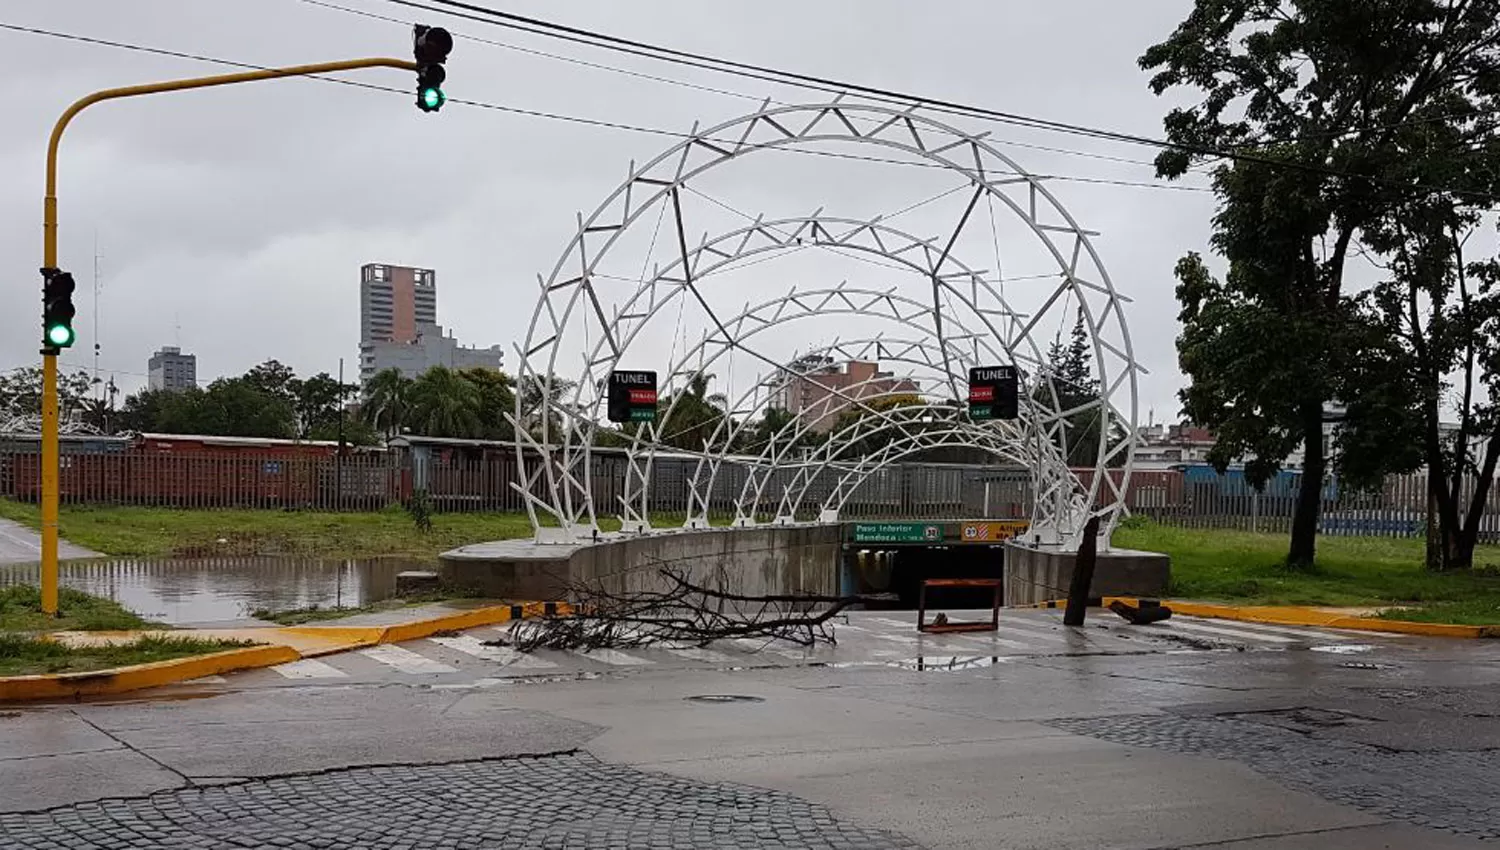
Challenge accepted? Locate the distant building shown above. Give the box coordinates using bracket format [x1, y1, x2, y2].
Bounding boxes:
[357, 263, 501, 383]
[147, 346, 196, 392]
[360, 263, 437, 347]
[360, 322, 503, 383]
[769, 358, 920, 433]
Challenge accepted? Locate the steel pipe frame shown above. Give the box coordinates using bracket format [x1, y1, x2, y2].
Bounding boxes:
[516, 100, 1140, 549]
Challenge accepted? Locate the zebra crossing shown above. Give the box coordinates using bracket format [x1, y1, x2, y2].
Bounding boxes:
[177, 609, 1400, 692]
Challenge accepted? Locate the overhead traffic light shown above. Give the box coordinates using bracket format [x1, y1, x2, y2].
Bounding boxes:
[40, 267, 77, 350]
[413, 25, 453, 113]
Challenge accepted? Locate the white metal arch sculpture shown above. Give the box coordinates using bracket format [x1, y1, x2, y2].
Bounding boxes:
[615, 284, 1039, 531]
[516, 100, 1140, 548]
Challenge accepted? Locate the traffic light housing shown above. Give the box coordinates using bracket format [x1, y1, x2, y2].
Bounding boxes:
[607, 370, 658, 424]
[413, 25, 453, 112]
[40, 267, 77, 351]
[968, 365, 1018, 421]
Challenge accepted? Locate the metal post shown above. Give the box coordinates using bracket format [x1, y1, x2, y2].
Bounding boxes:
[35, 55, 419, 611]
[40, 353, 59, 614]
[1063, 515, 1101, 627]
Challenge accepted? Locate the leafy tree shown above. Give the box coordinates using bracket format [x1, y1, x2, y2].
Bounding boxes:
[459, 367, 516, 441]
[362, 368, 412, 438]
[150, 378, 297, 438]
[241, 360, 297, 405]
[291, 372, 355, 440]
[1140, 0, 1500, 567]
[0, 367, 98, 424]
[656, 371, 728, 451]
[518, 374, 577, 440]
[407, 366, 482, 438]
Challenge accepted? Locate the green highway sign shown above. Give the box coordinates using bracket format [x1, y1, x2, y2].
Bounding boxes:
[852, 522, 943, 543]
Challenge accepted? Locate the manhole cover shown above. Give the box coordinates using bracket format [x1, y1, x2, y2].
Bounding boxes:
[684, 694, 765, 704]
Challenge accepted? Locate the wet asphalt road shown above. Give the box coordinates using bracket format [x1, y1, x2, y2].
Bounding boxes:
[3, 609, 1499, 849]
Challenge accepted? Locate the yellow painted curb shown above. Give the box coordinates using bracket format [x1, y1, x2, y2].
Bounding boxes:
[0, 644, 299, 703]
[283, 601, 576, 655]
[1032, 596, 1499, 639]
[0, 600, 577, 703]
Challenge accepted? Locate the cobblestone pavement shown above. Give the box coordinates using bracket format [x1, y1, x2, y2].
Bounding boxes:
[1048, 700, 1500, 843]
[0, 751, 923, 849]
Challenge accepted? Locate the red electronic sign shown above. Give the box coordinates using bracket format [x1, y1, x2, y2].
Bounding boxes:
[629, 388, 657, 404]
[968, 385, 995, 403]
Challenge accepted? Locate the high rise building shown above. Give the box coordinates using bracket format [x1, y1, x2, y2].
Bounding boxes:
[357, 263, 502, 384]
[768, 359, 921, 433]
[360, 263, 437, 346]
[147, 346, 197, 392]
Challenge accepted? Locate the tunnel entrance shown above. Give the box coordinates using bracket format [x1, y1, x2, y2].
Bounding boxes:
[844, 544, 1006, 610]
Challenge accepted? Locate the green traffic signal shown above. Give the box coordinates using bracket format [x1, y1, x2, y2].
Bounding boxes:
[46, 323, 75, 348]
[420, 86, 444, 110]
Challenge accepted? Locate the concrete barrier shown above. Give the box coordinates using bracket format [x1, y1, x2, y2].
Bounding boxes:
[1003, 541, 1170, 605]
[439, 525, 842, 600]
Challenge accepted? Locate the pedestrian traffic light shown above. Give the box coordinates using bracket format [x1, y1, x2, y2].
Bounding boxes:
[40, 267, 76, 350]
[413, 25, 453, 113]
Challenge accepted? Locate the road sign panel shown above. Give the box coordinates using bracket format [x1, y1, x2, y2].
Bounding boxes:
[852, 522, 944, 543]
[957, 520, 1030, 543]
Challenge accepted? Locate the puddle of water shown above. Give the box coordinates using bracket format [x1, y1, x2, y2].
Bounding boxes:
[1310, 644, 1377, 654]
[0, 557, 427, 625]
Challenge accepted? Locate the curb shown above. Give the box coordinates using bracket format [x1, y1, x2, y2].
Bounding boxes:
[1029, 597, 1499, 639]
[283, 601, 574, 655]
[0, 601, 574, 703]
[0, 645, 299, 703]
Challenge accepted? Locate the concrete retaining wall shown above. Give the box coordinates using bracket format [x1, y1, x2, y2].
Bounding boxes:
[439, 525, 842, 601]
[1003, 542, 1170, 606]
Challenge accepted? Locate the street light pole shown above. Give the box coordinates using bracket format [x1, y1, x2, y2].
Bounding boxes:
[38, 55, 426, 614]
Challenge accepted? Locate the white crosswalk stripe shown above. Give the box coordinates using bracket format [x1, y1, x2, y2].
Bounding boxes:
[429, 636, 558, 669]
[939, 633, 1036, 651]
[271, 658, 349, 680]
[1159, 619, 1297, 644]
[733, 638, 811, 660]
[183, 675, 228, 685]
[665, 647, 736, 664]
[1198, 618, 1354, 642]
[574, 648, 653, 666]
[358, 644, 457, 674]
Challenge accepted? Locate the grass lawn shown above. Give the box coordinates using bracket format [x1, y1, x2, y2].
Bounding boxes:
[0, 500, 734, 561]
[1113, 519, 1500, 624]
[0, 634, 257, 677]
[0, 501, 539, 561]
[0, 585, 153, 632]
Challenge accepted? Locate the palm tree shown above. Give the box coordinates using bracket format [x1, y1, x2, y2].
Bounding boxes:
[362, 368, 412, 438]
[661, 371, 728, 451]
[408, 366, 482, 438]
[519, 375, 577, 441]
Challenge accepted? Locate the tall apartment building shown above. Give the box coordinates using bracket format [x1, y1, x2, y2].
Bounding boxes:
[769, 359, 920, 433]
[357, 263, 502, 383]
[360, 263, 437, 347]
[147, 346, 197, 392]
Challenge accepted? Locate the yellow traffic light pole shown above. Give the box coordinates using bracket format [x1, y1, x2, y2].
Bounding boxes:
[39, 56, 419, 614]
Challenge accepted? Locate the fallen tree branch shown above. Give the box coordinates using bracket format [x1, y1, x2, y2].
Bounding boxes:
[490, 566, 895, 652]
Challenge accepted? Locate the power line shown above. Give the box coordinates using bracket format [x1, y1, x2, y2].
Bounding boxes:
[0, 19, 1212, 195]
[300, 0, 1172, 174]
[389, 0, 1500, 204]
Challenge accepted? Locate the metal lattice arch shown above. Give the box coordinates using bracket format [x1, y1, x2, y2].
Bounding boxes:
[514, 100, 1140, 549]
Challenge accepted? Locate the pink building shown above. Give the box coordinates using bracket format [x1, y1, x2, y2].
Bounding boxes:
[771, 359, 921, 433]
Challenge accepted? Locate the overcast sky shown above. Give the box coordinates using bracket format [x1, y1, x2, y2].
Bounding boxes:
[0, 0, 1214, 426]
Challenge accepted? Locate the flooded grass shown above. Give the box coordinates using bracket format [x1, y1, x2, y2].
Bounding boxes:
[0, 634, 258, 677]
[0, 585, 153, 633]
[252, 592, 475, 625]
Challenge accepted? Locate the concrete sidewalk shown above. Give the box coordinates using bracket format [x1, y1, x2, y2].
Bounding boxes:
[0, 517, 101, 565]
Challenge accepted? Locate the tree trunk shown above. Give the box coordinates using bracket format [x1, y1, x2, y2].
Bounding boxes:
[1452, 433, 1500, 571]
[1287, 402, 1325, 569]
